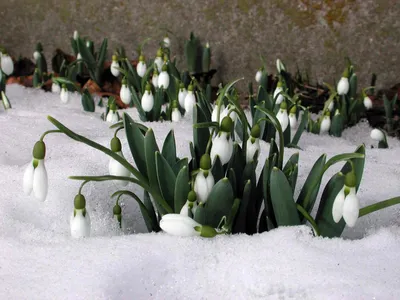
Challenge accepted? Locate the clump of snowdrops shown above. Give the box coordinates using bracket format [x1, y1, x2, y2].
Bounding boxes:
[23, 79, 400, 239]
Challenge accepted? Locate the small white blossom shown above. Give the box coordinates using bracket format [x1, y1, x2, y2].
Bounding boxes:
[120, 81, 131, 105]
[210, 131, 233, 165]
[276, 108, 289, 132]
[194, 170, 214, 203]
[160, 214, 201, 237]
[1, 53, 14, 76]
[363, 96, 373, 110]
[320, 115, 331, 134]
[141, 89, 154, 112]
[370, 128, 385, 142]
[70, 209, 91, 238]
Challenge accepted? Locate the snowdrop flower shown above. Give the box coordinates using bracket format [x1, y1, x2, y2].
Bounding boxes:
[51, 82, 61, 94]
[76, 53, 82, 60]
[370, 128, 388, 148]
[210, 116, 234, 165]
[171, 101, 181, 122]
[1, 52, 13, 76]
[60, 84, 70, 104]
[184, 84, 196, 115]
[337, 68, 350, 95]
[120, 78, 131, 105]
[320, 111, 331, 134]
[70, 193, 91, 238]
[180, 190, 198, 217]
[363, 92, 373, 110]
[33, 51, 40, 62]
[178, 82, 188, 108]
[141, 83, 154, 112]
[273, 80, 284, 105]
[110, 55, 120, 77]
[73, 30, 79, 40]
[160, 214, 217, 237]
[211, 103, 225, 123]
[194, 154, 214, 203]
[332, 170, 359, 227]
[109, 137, 130, 186]
[152, 68, 159, 88]
[106, 102, 119, 123]
[154, 48, 164, 72]
[113, 200, 123, 228]
[255, 68, 262, 83]
[327, 100, 334, 112]
[163, 35, 171, 48]
[276, 58, 286, 73]
[246, 124, 261, 164]
[23, 140, 48, 201]
[158, 64, 170, 89]
[289, 106, 297, 129]
[276, 101, 289, 132]
[136, 55, 147, 78]
[221, 104, 238, 123]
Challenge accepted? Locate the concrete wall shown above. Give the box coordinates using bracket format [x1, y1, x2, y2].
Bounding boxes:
[1, 0, 399, 91]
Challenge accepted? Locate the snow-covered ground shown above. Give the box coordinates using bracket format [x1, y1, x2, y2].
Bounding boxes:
[1, 84, 399, 300]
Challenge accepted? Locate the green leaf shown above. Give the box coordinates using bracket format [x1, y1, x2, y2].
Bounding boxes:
[211, 156, 224, 183]
[296, 154, 327, 215]
[193, 104, 210, 159]
[291, 109, 308, 146]
[156, 151, 176, 210]
[340, 144, 365, 191]
[174, 166, 190, 213]
[161, 130, 177, 168]
[227, 168, 237, 197]
[232, 180, 251, 233]
[81, 89, 95, 112]
[330, 113, 344, 137]
[359, 196, 400, 218]
[270, 167, 301, 226]
[123, 113, 148, 178]
[76, 37, 96, 69]
[194, 178, 234, 228]
[315, 172, 346, 238]
[143, 190, 161, 230]
[172, 158, 188, 176]
[144, 128, 161, 195]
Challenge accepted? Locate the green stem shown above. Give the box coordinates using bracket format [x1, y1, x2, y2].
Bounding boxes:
[78, 180, 90, 195]
[69, 175, 149, 191]
[359, 197, 400, 218]
[296, 204, 320, 236]
[40, 130, 62, 141]
[47, 115, 147, 183]
[114, 126, 124, 138]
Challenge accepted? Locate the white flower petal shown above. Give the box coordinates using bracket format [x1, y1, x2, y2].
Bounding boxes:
[111, 61, 120, 77]
[70, 209, 91, 238]
[370, 128, 384, 141]
[342, 192, 360, 227]
[171, 109, 181, 122]
[273, 87, 284, 105]
[158, 71, 170, 89]
[276, 109, 289, 132]
[178, 89, 188, 108]
[152, 74, 159, 88]
[60, 89, 70, 104]
[184, 92, 196, 115]
[246, 138, 260, 164]
[363, 96, 373, 110]
[160, 214, 200, 236]
[179, 201, 190, 216]
[320, 116, 331, 134]
[154, 57, 163, 72]
[337, 77, 349, 95]
[23, 161, 35, 195]
[141, 91, 154, 112]
[210, 132, 233, 165]
[120, 85, 131, 105]
[32, 160, 48, 201]
[109, 152, 130, 186]
[51, 83, 61, 94]
[1, 55, 13, 76]
[289, 113, 297, 129]
[332, 188, 345, 223]
[255, 70, 262, 83]
[194, 172, 209, 203]
[136, 61, 147, 78]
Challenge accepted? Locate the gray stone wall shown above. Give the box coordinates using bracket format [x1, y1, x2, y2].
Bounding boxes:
[1, 0, 399, 91]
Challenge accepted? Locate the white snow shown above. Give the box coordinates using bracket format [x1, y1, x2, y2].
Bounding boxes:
[0, 84, 400, 299]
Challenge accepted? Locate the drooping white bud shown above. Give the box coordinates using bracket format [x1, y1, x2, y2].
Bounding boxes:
[171, 108, 181, 122]
[184, 90, 196, 115]
[60, 86, 70, 104]
[51, 82, 61, 94]
[276, 109, 289, 132]
[141, 89, 154, 112]
[289, 113, 297, 129]
[255, 70, 262, 83]
[120, 82, 131, 105]
[320, 115, 331, 134]
[370, 129, 385, 142]
[363, 96, 373, 110]
[160, 214, 201, 237]
[70, 209, 91, 238]
[337, 77, 349, 95]
[342, 189, 360, 227]
[1, 54, 14, 76]
[332, 187, 345, 223]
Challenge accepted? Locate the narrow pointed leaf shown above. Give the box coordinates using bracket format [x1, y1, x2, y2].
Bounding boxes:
[174, 166, 190, 213]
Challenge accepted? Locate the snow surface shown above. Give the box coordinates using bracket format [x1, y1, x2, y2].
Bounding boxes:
[0, 84, 400, 300]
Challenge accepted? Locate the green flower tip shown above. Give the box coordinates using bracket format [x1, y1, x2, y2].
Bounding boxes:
[220, 116, 233, 132]
[74, 194, 86, 210]
[171, 100, 179, 109]
[179, 82, 185, 89]
[277, 80, 283, 87]
[139, 55, 145, 62]
[188, 190, 197, 202]
[113, 202, 122, 215]
[145, 82, 152, 91]
[200, 153, 212, 170]
[289, 106, 297, 114]
[153, 67, 159, 75]
[62, 83, 67, 89]
[110, 137, 122, 152]
[161, 64, 168, 72]
[324, 110, 331, 117]
[342, 68, 349, 78]
[188, 84, 194, 92]
[34, 68, 39, 73]
[33, 141, 46, 160]
[280, 101, 287, 110]
[163, 54, 169, 62]
[110, 102, 117, 111]
[194, 225, 217, 238]
[250, 124, 261, 138]
[122, 77, 127, 85]
[344, 170, 357, 188]
[156, 48, 163, 57]
[112, 55, 118, 61]
[36, 42, 43, 52]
